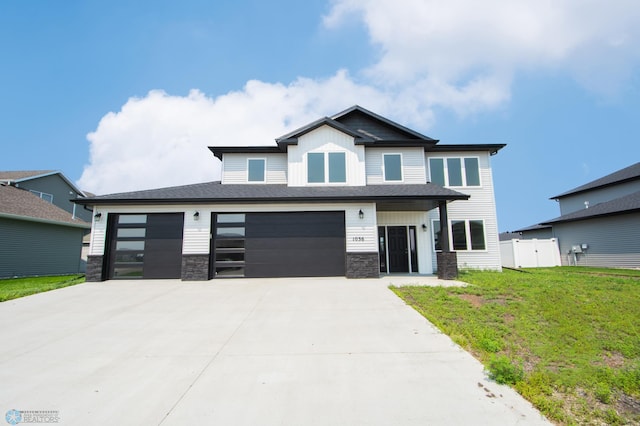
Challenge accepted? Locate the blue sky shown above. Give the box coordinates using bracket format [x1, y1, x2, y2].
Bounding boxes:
[1, 0, 639, 232]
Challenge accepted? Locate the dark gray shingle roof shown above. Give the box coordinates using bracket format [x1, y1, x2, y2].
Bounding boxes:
[74, 181, 469, 205]
[551, 162, 640, 199]
[0, 184, 90, 228]
[512, 223, 552, 233]
[540, 190, 640, 225]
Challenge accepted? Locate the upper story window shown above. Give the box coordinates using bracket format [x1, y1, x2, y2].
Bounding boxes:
[307, 152, 346, 184]
[247, 158, 266, 182]
[429, 157, 480, 187]
[29, 190, 53, 203]
[383, 153, 403, 182]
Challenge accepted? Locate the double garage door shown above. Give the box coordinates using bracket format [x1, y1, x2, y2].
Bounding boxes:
[107, 211, 345, 279]
[212, 211, 346, 278]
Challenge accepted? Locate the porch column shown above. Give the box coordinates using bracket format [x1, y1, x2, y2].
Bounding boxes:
[437, 201, 458, 279]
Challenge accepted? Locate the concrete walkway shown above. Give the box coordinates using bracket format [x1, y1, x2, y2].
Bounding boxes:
[0, 277, 550, 425]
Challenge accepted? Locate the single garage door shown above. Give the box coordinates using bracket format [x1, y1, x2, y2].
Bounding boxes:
[107, 213, 184, 279]
[244, 211, 345, 278]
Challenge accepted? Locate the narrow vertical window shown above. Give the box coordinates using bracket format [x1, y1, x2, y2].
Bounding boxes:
[469, 220, 486, 250]
[328, 152, 346, 183]
[378, 227, 387, 273]
[451, 220, 467, 250]
[429, 158, 445, 186]
[247, 159, 266, 182]
[409, 226, 418, 273]
[464, 158, 480, 186]
[447, 158, 463, 186]
[432, 220, 442, 251]
[383, 154, 402, 181]
[307, 153, 325, 183]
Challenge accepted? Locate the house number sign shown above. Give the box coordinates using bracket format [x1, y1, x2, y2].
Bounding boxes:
[352, 236, 365, 242]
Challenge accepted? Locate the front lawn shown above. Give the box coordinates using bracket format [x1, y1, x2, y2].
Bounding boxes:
[0, 275, 85, 302]
[393, 267, 640, 425]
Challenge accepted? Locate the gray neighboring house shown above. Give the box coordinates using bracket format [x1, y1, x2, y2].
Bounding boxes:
[0, 184, 91, 278]
[515, 162, 640, 268]
[0, 170, 92, 223]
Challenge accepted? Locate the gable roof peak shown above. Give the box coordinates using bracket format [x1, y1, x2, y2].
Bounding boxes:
[331, 105, 436, 141]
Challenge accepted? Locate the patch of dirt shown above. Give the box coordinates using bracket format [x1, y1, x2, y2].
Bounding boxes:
[601, 352, 626, 369]
[458, 294, 484, 307]
[617, 393, 640, 416]
[504, 313, 515, 323]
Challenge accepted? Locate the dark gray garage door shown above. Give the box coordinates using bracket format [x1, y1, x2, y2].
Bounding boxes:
[244, 211, 345, 278]
[107, 213, 184, 279]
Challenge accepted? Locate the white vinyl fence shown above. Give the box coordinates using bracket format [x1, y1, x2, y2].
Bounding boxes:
[500, 238, 562, 268]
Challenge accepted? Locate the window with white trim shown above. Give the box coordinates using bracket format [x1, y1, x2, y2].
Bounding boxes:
[29, 190, 53, 203]
[432, 219, 486, 251]
[247, 158, 266, 182]
[383, 153, 402, 182]
[307, 152, 346, 184]
[429, 157, 480, 187]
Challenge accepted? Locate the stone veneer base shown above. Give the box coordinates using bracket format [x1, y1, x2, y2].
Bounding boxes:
[181, 254, 210, 281]
[346, 252, 380, 278]
[436, 251, 458, 280]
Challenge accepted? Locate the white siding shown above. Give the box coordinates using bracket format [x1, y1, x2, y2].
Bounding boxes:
[287, 125, 366, 187]
[89, 209, 107, 255]
[377, 211, 434, 274]
[182, 209, 211, 254]
[221, 153, 287, 184]
[426, 152, 502, 271]
[345, 204, 378, 252]
[366, 148, 426, 184]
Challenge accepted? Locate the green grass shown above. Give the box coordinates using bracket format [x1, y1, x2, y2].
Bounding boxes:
[392, 267, 640, 425]
[0, 275, 85, 302]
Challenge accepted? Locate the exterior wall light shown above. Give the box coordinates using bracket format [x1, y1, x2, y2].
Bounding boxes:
[358, 209, 364, 219]
[422, 223, 427, 232]
[94, 212, 102, 221]
[193, 211, 200, 221]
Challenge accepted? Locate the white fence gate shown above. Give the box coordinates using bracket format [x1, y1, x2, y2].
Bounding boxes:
[500, 239, 562, 268]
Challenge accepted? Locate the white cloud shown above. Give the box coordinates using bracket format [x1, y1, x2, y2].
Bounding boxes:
[325, 0, 640, 98]
[80, 0, 640, 194]
[79, 71, 390, 194]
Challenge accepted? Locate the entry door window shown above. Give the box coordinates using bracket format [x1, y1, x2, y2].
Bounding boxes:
[378, 227, 387, 273]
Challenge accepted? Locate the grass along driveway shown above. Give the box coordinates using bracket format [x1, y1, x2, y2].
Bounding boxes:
[0, 275, 85, 302]
[392, 267, 640, 425]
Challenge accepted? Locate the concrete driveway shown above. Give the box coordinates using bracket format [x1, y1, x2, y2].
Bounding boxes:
[0, 277, 550, 425]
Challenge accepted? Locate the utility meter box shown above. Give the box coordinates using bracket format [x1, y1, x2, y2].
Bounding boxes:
[571, 245, 583, 253]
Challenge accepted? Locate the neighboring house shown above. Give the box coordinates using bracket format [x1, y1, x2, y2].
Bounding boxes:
[0, 184, 91, 278]
[0, 170, 92, 222]
[75, 106, 505, 281]
[514, 162, 640, 268]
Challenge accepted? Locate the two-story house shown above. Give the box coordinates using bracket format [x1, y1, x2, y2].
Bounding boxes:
[76, 106, 505, 281]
